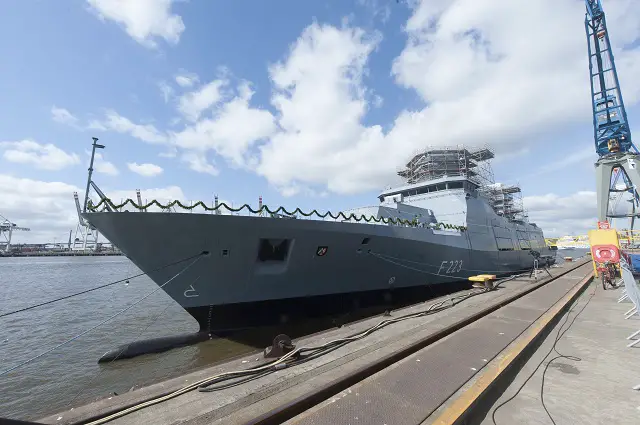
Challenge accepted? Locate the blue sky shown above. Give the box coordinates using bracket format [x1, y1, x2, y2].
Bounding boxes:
[1, 0, 639, 242]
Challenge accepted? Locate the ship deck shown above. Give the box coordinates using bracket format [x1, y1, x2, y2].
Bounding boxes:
[38, 256, 640, 425]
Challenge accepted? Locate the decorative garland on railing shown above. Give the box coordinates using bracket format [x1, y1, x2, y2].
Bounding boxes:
[87, 198, 467, 231]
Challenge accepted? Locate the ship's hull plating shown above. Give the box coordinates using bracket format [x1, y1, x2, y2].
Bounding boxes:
[85, 212, 555, 331]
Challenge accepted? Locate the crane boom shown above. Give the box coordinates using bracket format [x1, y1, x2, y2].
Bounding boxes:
[585, 0, 634, 156]
[589, 0, 640, 226]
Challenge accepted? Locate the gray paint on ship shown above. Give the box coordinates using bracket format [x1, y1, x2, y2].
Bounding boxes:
[83, 187, 554, 312]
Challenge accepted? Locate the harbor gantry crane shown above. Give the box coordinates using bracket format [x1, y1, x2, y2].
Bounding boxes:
[0, 213, 30, 253]
[72, 191, 101, 251]
[586, 0, 640, 228]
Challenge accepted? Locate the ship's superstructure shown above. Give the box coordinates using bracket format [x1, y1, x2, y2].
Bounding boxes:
[344, 147, 532, 238]
[83, 144, 555, 332]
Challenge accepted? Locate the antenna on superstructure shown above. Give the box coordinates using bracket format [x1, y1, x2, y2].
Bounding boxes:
[214, 195, 221, 215]
[136, 189, 146, 212]
[83, 137, 112, 213]
[75, 137, 114, 252]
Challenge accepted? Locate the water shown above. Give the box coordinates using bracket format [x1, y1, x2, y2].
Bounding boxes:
[0, 251, 587, 420]
[0, 256, 256, 420]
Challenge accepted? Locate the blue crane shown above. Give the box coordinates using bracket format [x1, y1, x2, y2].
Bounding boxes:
[588, 0, 640, 226]
[585, 0, 635, 156]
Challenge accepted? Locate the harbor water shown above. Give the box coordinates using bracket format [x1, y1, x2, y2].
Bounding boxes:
[0, 252, 585, 421]
[1, 256, 253, 420]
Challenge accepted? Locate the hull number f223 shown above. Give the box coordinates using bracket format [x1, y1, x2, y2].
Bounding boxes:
[437, 260, 463, 275]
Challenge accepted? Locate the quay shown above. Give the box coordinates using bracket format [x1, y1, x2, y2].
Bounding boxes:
[38, 256, 639, 425]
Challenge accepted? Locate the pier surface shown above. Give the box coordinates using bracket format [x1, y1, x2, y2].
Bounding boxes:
[38, 257, 638, 425]
[472, 274, 640, 425]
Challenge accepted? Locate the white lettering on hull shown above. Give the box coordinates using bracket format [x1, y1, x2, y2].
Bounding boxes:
[184, 284, 200, 298]
[437, 260, 463, 274]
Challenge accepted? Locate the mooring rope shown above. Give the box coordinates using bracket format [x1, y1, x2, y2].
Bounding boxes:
[0, 252, 206, 319]
[0, 254, 204, 377]
[84, 279, 515, 425]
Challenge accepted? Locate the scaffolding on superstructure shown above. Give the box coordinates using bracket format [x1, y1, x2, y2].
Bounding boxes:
[397, 145, 495, 187]
[482, 183, 527, 222]
[396, 145, 528, 223]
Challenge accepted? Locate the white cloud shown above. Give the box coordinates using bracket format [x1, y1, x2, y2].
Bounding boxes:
[257, 23, 385, 194]
[525, 191, 597, 237]
[527, 147, 596, 177]
[51, 106, 79, 126]
[53, 106, 170, 146]
[181, 151, 219, 175]
[89, 110, 168, 144]
[0, 175, 189, 244]
[158, 81, 173, 103]
[172, 82, 277, 166]
[255, 1, 640, 196]
[87, 0, 185, 48]
[127, 162, 163, 177]
[524, 188, 636, 237]
[93, 152, 119, 176]
[175, 70, 199, 88]
[1, 140, 80, 170]
[357, 0, 392, 24]
[177, 79, 227, 122]
[52, 0, 640, 198]
[372, 94, 383, 108]
[389, 0, 640, 144]
[53, 79, 275, 172]
[0, 175, 81, 244]
[159, 147, 178, 158]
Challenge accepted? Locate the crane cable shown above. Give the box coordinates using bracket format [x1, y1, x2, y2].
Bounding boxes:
[0, 252, 207, 319]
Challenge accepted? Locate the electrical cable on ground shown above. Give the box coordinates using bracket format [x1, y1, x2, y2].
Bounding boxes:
[84, 273, 524, 425]
[0, 255, 203, 378]
[0, 252, 205, 319]
[491, 279, 597, 425]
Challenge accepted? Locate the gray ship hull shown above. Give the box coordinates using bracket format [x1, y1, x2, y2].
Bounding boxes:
[84, 212, 555, 331]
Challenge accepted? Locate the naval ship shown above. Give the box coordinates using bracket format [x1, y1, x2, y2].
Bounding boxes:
[84, 147, 556, 332]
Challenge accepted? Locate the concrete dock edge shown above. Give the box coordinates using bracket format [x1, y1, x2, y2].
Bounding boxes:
[429, 269, 594, 425]
[240, 261, 592, 425]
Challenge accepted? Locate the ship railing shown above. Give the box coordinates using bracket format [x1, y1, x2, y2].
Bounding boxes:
[89, 198, 468, 230]
[99, 199, 400, 223]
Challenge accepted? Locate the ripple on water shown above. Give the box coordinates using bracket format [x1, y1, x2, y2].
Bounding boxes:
[0, 250, 583, 420]
[0, 256, 207, 420]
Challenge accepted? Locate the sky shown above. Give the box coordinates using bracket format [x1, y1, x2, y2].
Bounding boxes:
[1, 0, 639, 244]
